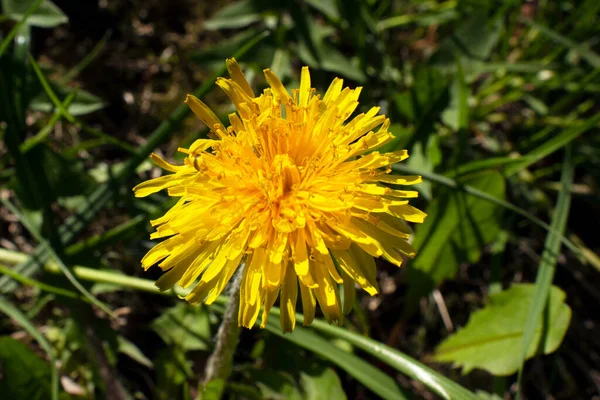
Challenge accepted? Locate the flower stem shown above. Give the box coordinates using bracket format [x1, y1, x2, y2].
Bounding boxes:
[199, 264, 244, 398]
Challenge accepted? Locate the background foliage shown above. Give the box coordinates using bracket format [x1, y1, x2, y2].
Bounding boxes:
[1, 0, 599, 399]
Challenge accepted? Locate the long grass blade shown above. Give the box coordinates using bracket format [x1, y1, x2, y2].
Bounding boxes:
[524, 19, 600, 68]
[0, 197, 114, 317]
[516, 146, 574, 398]
[0, 264, 80, 299]
[504, 113, 600, 176]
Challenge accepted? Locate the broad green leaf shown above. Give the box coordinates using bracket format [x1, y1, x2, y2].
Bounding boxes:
[200, 379, 226, 400]
[300, 367, 347, 400]
[0, 336, 53, 400]
[433, 284, 571, 376]
[0, 0, 40, 59]
[293, 13, 364, 82]
[431, 13, 502, 79]
[252, 370, 304, 400]
[203, 0, 262, 30]
[410, 171, 505, 286]
[392, 164, 581, 257]
[151, 303, 211, 351]
[0, 298, 59, 400]
[2, 0, 67, 27]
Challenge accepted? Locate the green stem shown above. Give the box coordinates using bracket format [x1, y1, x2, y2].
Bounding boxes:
[198, 265, 245, 400]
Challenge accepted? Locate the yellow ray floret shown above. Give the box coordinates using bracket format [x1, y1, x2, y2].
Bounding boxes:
[133, 59, 427, 333]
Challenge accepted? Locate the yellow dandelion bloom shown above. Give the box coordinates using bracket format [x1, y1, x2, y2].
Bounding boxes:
[133, 59, 426, 332]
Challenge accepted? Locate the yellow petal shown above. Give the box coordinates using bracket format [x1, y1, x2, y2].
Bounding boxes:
[226, 58, 255, 97]
[133, 175, 183, 197]
[331, 249, 378, 295]
[185, 94, 226, 138]
[299, 66, 311, 107]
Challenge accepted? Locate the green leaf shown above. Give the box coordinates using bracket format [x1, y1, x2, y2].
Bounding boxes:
[30, 86, 106, 116]
[433, 284, 572, 376]
[300, 367, 347, 400]
[203, 0, 262, 30]
[151, 303, 211, 351]
[200, 379, 226, 400]
[392, 164, 582, 257]
[118, 336, 153, 369]
[430, 13, 502, 78]
[154, 347, 192, 400]
[410, 171, 505, 286]
[305, 0, 340, 21]
[252, 370, 303, 400]
[0, 336, 53, 400]
[0, 0, 41, 59]
[2, 0, 67, 28]
[0, 297, 59, 400]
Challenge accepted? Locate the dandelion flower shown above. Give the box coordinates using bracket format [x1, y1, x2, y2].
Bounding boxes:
[133, 59, 426, 332]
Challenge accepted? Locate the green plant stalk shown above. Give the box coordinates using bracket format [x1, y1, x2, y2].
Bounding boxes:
[198, 265, 245, 400]
[0, 30, 270, 292]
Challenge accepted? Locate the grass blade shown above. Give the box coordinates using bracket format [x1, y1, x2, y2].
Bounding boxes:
[0, 296, 59, 400]
[0, 197, 114, 317]
[525, 19, 600, 68]
[504, 113, 600, 176]
[516, 146, 574, 397]
[0, 264, 80, 299]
